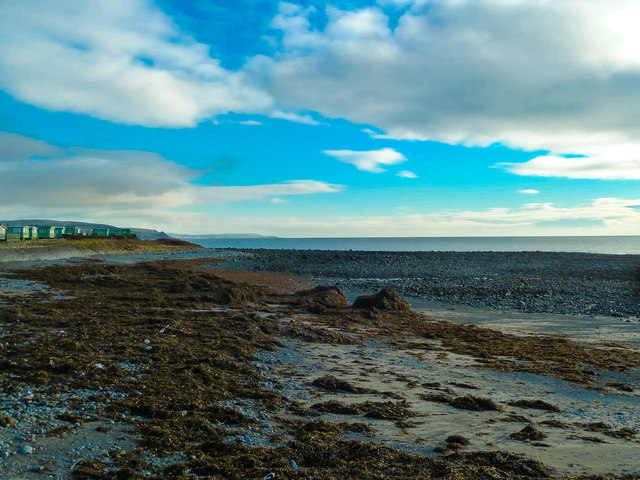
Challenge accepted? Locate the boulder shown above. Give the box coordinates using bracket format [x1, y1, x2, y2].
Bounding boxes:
[352, 288, 410, 311]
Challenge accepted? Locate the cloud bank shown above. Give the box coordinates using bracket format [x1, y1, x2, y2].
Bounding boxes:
[268, 0, 640, 180]
[4, 1, 640, 180]
[0, 132, 342, 221]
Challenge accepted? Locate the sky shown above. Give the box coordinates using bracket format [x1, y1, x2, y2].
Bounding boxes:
[1, 0, 640, 237]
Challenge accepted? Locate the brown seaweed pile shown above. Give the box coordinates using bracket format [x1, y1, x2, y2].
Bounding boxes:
[1, 259, 639, 479]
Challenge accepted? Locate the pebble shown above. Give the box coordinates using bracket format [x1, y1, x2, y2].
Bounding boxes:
[19, 445, 34, 454]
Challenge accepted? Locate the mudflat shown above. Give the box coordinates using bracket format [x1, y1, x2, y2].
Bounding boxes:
[0, 256, 639, 479]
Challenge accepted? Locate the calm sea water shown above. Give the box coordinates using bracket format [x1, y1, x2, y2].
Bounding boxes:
[181, 236, 640, 255]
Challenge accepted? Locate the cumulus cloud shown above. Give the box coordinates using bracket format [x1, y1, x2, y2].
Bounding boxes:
[0, 0, 273, 127]
[323, 147, 407, 172]
[397, 170, 418, 178]
[0, 132, 342, 219]
[518, 189, 539, 194]
[504, 152, 640, 180]
[267, 1, 640, 180]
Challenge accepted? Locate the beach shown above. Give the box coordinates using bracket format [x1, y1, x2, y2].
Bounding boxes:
[0, 248, 639, 478]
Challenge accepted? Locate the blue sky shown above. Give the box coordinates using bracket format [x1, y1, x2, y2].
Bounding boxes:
[1, 0, 640, 236]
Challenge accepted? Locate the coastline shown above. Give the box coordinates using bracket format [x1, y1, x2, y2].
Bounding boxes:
[1, 252, 639, 477]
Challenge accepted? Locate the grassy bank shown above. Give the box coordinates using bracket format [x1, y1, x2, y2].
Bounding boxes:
[0, 237, 202, 263]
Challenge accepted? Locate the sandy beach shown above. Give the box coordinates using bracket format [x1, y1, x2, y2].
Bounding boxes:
[0, 250, 639, 478]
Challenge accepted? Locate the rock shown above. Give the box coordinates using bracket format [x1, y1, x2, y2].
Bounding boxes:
[19, 445, 34, 454]
[509, 425, 547, 441]
[353, 288, 411, 311]
[294, 286, 348, 311]
[0, 416, 15, 428]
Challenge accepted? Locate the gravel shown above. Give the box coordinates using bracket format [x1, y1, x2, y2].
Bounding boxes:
[208, 249, 640, 318]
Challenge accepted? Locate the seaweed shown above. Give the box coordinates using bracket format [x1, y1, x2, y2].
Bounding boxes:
[310, 375, 374, 394]
[508, 399, 562, 412]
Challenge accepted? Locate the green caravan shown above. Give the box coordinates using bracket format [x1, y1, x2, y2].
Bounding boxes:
[92, 228, 110, 237]
[37, 226, 55, 239]
[6, 226, 28, 242]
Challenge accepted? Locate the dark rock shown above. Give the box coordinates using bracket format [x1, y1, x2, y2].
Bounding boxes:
[509, 425, 547, 441]
[353, 288, 411, 311]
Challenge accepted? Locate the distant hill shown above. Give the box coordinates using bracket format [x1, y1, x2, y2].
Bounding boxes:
[171, 233, 278, 239]
[0, 219, 170, 240]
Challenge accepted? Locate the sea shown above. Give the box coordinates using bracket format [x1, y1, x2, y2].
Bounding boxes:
[181, 235, 640, 255]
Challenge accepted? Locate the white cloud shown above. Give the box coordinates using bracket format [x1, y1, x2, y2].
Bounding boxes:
[323, 147, 407, 172]
[267, 1, 640, 180]
[193, 180, 342, 204]
[504, 152, 640, 180]
[271, 197, 289, 204]
[397, 170, 418, 178]
[518, 189, 539, 194]
[0, 132, 342, 221]
[0, 0, 273, 127]
[270, 111, 322, 125]
[238, 120, 264, 126]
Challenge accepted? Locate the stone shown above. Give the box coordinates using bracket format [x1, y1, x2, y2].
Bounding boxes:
[19, 445, 34, 454]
